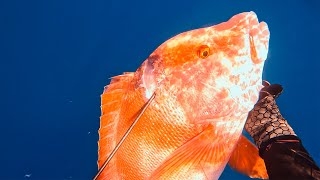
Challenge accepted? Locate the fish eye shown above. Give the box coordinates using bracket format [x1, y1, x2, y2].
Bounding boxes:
[197, 45, 210, 59]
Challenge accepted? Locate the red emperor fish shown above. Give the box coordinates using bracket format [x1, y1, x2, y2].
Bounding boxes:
[97, 11, 270, 180]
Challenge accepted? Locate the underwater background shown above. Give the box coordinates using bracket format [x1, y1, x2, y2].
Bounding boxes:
[1, 0, 319, 179]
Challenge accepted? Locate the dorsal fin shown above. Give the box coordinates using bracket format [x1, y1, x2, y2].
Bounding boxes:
[97, 72, 134, 179]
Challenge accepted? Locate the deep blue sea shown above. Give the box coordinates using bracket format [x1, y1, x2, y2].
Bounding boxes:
[1, 0, 319, 179]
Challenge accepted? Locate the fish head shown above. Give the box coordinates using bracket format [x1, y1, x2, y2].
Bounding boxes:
[139, 12, 270, 123]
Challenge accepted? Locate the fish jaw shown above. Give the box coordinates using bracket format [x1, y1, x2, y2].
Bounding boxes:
[215, 11, 270, 114]
[202, 11, 268, 122]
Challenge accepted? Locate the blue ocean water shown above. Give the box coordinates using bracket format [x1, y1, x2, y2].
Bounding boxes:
[1, 0, 319, 179]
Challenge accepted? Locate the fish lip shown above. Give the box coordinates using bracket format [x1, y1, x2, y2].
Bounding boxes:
[249, 34, 260, 64]
[247, 13, 270, 63]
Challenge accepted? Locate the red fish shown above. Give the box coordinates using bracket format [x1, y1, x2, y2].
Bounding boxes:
[97, 11, 269, 179]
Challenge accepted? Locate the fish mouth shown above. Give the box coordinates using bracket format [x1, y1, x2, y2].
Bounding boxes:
[246, 12, 270, 64]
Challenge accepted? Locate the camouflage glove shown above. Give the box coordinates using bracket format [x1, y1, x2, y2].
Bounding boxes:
[245, 80, 296, 148]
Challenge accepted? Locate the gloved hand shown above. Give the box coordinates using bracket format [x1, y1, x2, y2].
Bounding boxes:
[258, 80, 283, 100]
[245, 80, 296, 148]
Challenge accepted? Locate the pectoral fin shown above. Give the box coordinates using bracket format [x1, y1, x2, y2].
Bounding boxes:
[150, 125, 229, 180]
[228, 135, 268, 179]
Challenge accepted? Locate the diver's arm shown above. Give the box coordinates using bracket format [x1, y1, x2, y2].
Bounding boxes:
[245, 82, 320, 180]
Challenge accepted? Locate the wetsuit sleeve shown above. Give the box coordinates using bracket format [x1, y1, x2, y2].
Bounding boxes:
[245, 83, 320, 180]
